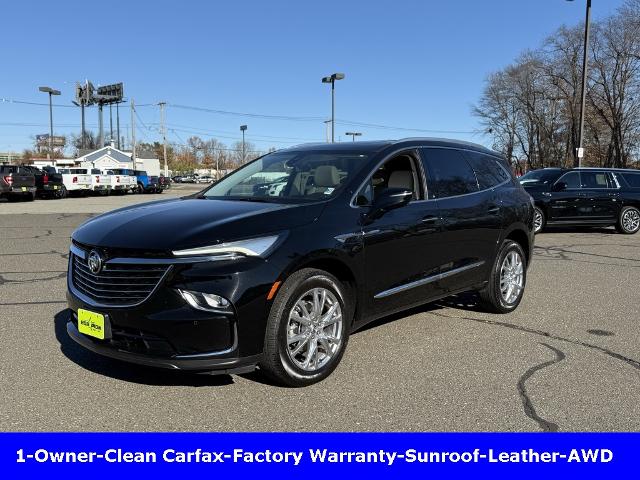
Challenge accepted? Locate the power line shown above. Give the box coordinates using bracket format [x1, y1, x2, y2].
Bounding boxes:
[168, 103, 324, 122]
[0, 97, 154, 108]
[336, 119, 474, 134]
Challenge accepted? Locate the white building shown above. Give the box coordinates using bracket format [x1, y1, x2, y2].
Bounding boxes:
[76, 146, 161, 176]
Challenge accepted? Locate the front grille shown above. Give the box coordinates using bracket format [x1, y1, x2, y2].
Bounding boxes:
[71, 253, 169, 306]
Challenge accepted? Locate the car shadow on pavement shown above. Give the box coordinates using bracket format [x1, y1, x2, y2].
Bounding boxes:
[542, 226, 617, 234]
[353, 291, 486, 336]
[54, 309, 234, 387]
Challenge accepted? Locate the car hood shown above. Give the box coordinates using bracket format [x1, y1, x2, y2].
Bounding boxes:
[72, 197, 325, 252]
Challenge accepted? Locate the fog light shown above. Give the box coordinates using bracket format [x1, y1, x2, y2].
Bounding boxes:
[178, 289, 232, 313]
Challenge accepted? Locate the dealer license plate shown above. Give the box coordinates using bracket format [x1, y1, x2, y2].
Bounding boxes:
[77, 309, 106, 340]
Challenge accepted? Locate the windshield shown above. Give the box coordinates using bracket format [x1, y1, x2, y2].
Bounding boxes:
[519, 170, 562, 185]
[202, 150, 371, 203]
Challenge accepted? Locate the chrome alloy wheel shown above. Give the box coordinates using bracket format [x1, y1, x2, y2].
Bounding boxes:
[500, 250, 524, 304]
[286, 287, 343, 372]
[622, 208, 640, 232]
[533, 208, 543, 233]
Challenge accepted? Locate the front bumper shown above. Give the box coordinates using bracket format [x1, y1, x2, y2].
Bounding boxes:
[66, 318, 260, 373]
[65, 245, 280, 373]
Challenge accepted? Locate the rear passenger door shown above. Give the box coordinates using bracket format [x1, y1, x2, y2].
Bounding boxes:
[419, 148, 503, 292]
[577, 171, 619, 221]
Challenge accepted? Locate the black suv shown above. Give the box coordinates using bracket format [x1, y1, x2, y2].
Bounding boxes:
[21, 165, 65, 199]
[520, 168, 640, 234]
[66, 139, 534, 386]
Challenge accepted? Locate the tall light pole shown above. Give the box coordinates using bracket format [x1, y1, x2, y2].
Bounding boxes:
[240, 125, 247, 164]
[159, 102, 168, 176]
[321, 73, 345, 143]
[345, 131, 362, 142]
[567, 0, 592, 167]
[38, 86, 61, 160]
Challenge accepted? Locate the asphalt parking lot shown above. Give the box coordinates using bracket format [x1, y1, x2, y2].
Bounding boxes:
[1, 184, 639, 432]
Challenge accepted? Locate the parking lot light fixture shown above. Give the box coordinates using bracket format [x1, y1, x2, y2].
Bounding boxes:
[240, 125, 248, 165]
[39, 86, 61, 160]
[345, 132, 362, 142]
[321, 73, 345, 143]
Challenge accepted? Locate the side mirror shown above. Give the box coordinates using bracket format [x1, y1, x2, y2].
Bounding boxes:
[553, 181, 567, 192]
[364, 188, 412, 222]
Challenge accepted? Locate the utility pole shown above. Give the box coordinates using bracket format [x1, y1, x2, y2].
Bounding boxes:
[324, 120, 331, 143]
[98, 103, 104, 148]
[116, 102, 121, 150]
[159, 102, 168, 176]
[131, 99, 136, 161]
[109, 103, 114, 145]
[576, 0, 592, 167]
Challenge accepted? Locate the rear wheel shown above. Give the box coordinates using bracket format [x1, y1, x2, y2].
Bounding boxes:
[533, 206, 545, 234]
[259, 268, 351, 387]
[137, 184, 144, 194]
[479, 240, 527, 313]
[616, 206, 640, 234]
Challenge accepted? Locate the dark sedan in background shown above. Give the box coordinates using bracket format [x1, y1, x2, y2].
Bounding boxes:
[520, 167, 640, 234]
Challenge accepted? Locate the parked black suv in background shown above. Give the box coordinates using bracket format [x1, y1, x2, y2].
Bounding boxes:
[21, 165, 66, 199]
[520, 168, 640, 234]
[66, 139, 534, 386]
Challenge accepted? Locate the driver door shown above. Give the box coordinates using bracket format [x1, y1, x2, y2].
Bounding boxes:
[360, 151, 445, 317]
[549, 171, 583, 221]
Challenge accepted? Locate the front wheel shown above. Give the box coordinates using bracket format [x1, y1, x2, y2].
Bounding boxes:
[616, 206, 640, 234]
[533, 206, 545, 234]
[259, 268, 351, 387]
[479, 240, 527, 314]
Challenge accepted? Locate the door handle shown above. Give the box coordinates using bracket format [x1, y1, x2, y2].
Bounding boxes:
[421, 216, 439, 224]
[488, 205, 500, 215]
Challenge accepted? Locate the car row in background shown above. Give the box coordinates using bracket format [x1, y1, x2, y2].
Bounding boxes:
[172, 174, 215, 184]
[0, 164, 171, 202]
[520, 167, 640, 234]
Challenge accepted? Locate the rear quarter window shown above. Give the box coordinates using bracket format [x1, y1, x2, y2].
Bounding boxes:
[621, 172, 640, 188]
[465, 151, 511, 189]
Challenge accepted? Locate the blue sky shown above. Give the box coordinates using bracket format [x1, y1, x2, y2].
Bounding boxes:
[0, 0, 627, 153]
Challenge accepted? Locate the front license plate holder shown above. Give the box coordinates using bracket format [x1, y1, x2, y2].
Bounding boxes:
[77, 309, 112, 340]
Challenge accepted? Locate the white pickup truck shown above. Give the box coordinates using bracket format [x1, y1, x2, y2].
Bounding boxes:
[56, 167, 92, 195]
[70, 168, 112, 195]
[104, 169, 137, 194]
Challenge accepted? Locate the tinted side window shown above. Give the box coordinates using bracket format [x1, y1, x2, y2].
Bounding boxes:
[420, 148, 478, 198]
[580, 171, 612, 189]
[621, 172, 640, 188]
[557, 171, 581, 189]
[465, 152, 511, 189]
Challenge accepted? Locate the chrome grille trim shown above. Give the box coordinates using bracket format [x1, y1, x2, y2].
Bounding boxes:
[69, 247, 171, 308]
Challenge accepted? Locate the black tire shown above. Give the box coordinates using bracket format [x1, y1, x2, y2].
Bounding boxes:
[259, 268, 351, 387]
[137, 184, 144, 194]
[26, 192, 35, 202]
[479, 240, 527, 314]
[533, 206, 545, 234]
[57, 185, 67, 199]
[615, 206, 640, 234]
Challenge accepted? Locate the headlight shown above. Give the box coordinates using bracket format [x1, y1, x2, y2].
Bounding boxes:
[172, 234, 282, 258]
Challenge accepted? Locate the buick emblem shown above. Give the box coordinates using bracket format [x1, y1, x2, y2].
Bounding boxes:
[87, 250, 104, 274]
